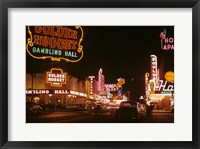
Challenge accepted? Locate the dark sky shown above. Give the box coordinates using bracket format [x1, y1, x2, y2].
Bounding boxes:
[26, 26, 174, 99]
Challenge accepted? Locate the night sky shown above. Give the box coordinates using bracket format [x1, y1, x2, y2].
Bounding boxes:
[26, 26, 174, 99]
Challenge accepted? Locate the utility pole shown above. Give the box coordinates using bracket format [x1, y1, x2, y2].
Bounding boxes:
[127, 91, 131, 101]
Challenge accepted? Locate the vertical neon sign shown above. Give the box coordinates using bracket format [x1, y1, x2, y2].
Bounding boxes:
[150, 55, 158, 83]
[88, 76, 95, 95]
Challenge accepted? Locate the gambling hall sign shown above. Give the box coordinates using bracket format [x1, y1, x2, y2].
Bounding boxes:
[26, 26, 84, 62]
[46, 68, 67, 87]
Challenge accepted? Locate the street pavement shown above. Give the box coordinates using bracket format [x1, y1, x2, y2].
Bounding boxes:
[26, 110, 174, 123]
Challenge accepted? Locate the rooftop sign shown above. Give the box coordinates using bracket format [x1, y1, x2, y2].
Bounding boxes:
[26, 26, 84, 62]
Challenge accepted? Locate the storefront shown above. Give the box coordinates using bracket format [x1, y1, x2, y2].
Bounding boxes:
[26, 71, 87, 110]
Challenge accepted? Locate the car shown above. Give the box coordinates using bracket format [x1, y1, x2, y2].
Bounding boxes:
[26, 102, 43, 115]
[93, 104, 101, 113]
[114, 101, 139, 122]
[170, 106, 174, 113]
[137, 103, 147, 117]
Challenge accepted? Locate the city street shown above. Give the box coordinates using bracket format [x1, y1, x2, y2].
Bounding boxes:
[26, 110, 174, 123]
[26, 26, 175, 124]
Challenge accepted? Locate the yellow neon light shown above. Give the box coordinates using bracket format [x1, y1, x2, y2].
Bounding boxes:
[165, 71, 174, 83]
[26, 26, 84, 62]
[116, 78, 125, 90]
[145, 73, 150, 77]
[145, 72, 150, 85]
[46, 68, 67, 87]
[149, 93, 172, 102]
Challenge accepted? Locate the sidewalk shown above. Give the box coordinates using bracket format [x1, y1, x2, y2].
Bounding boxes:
[152, 110, 172, 113]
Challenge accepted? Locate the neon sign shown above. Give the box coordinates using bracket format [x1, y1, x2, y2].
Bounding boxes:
[165, 71, 174, 83]
[148, 80, 174, 92]
[105, 84, 116, 92]
[160, 29, 174, 50]
[149, 79, 156, 94]
[26, 89, 87, 97]
[145, 73, 150, 97]
[26, 89, 50, 94]
[116, 78, 125, 96]
[26, 26, 84, 62]
[98, 68, 106, 95]
[88, 76, 95, 95]
[46, 68, 67, 87]
[158, 80, 174, 92]
[150, 55, 158, 83]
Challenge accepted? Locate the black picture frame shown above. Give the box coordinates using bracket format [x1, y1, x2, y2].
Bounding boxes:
[0, 0, 199, 149]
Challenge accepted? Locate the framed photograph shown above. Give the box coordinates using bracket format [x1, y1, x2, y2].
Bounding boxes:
[0, 0, 199, 148]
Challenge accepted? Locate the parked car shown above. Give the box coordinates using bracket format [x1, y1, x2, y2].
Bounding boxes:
[26, 102, 43, 115]
[114, 101, 139, 122]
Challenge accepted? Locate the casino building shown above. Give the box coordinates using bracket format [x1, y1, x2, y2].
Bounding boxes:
[26, 70, 87, 109]
[26, 67, 110, 110]
[145, 55, 174, 112]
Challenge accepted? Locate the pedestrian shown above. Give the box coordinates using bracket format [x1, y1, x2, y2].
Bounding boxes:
[146, 103, 153, 117]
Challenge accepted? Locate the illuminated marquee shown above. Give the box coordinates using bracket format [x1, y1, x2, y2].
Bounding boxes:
[26, 89, 50, 94]
[149, 94, 165, 102]
[148, 79, 174, 94]
[26, 89, 87, 97]
[46, 68, 67, 87]
[26, 26, 84, 62]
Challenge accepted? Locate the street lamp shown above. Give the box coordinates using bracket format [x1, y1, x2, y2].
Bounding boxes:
[131, 76, 145, 100]
[127, 91, 131, 101]
[139, 96, 144, 100]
